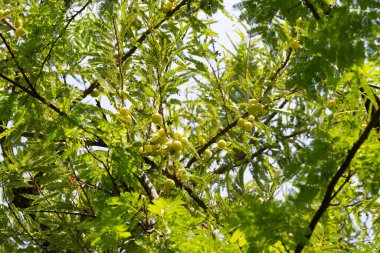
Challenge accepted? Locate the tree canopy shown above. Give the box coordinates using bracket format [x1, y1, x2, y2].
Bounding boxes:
[0, 0, 379, 252]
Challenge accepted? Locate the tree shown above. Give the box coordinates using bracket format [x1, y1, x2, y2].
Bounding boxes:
[0, 0, 379, 252]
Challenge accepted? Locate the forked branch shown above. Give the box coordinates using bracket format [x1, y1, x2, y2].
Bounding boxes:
[294, 107, 380, 253]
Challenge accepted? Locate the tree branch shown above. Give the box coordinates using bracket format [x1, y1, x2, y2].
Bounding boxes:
[121, 0, 188, 63]
[27, 210, 96, 218]
[2, 187, 47, 249]
[0, 73, 66, 116]
[85, 146, 120, 196]
[185, 112, 246, 169]
[162, 168, 208, 212]
[137, 171, 159, 201]
[294, 107, 380, 253]
[37, 0, 91, 79]
[1, 18, 16, 31]
[213, 128, 309, 174]
[302, 0, 321, 20]
[0, 32, 39, 93]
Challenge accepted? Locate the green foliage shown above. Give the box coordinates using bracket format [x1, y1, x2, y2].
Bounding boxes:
[0, 0, 379, 252]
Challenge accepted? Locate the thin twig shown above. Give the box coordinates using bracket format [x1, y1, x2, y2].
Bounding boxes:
[213, 128, 309, 174]
[1, 18, 16, 31]
[26, 210, 96, 218]
[0, 73, 66, 116]
[2, 183, 46, 249]
[85, 146, 119, 195]
[121, 0, 188, 63]
[37, 0, 91, 79]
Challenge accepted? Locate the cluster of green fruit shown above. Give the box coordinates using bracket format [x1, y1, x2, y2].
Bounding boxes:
[137, 113, 190, 158]
[163, 0, 175, 13]
[117, 107, 133, 122]
[236, 99, 263, 132]
[14, 18, 26, 37]
[0, 9, 26, 38]
[200, 139, 228, 161]
[246, 98, 264, 116]
[139, 130, 186, 157]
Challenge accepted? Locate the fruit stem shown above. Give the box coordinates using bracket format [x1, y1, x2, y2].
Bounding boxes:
[1, 18, 16, 31]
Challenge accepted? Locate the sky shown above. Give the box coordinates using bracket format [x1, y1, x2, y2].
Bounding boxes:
[209, 0, 243, 51]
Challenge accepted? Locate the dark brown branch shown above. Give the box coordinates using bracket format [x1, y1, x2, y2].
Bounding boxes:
[121, 0, 188, 63]
[213, 128, 309, 174]
[302, 0, 321, 20]
[111, 15, 125, 99]
[369, 84, 380, 90]
[185, 112, 247, 169]
[287, 2, 303, 12]
[142, 157, 208, 211]
[2, 191, 46, 249]
[70, 80, 100, 107]
[95, 99, 108, 121]
[0, 73, 66, 116]
[1, 18, 16, 31]
[294, 107, 380, 253]
[0, 32, 39, 93]
[27, 210, 96, 218]
[162, 168, 208, 212]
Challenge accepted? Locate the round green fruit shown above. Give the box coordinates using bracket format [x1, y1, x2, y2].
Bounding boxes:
[244, 122, 253, 132]
[289, 40, 301, 50]
[203, 149, 212, 159]
[125, 115, 132, 122]
[152, 113, 163, 124]
[119, 107, 129, 117]
[15, 27, 26, 37]
[196, 116, 205, 124]
[217, 140, 227, 149]
[156, 129, 166, 137]
[180, 137, 189, 146]
[174, 131, 182, 139]
[249, 98, 258, 104]
[176, 168, 187, 179]
[15, 18, 23, 28]
[158, 136, 170, 145]
[237, 118, 246, 128]
[247, 103, 264, 115]
[144, 145, 153, 153]
[327, 99, 336, 106]
[171, 140, 182, 152]
[91, 90, 100, 97]
[173, 151, 181, 159]
[0, 10, 4, 19]
[164, 179, 175, 191]
[163, 2, 173, 13]
[157, 147, 169, 156]
[248, 115, 255, 122]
